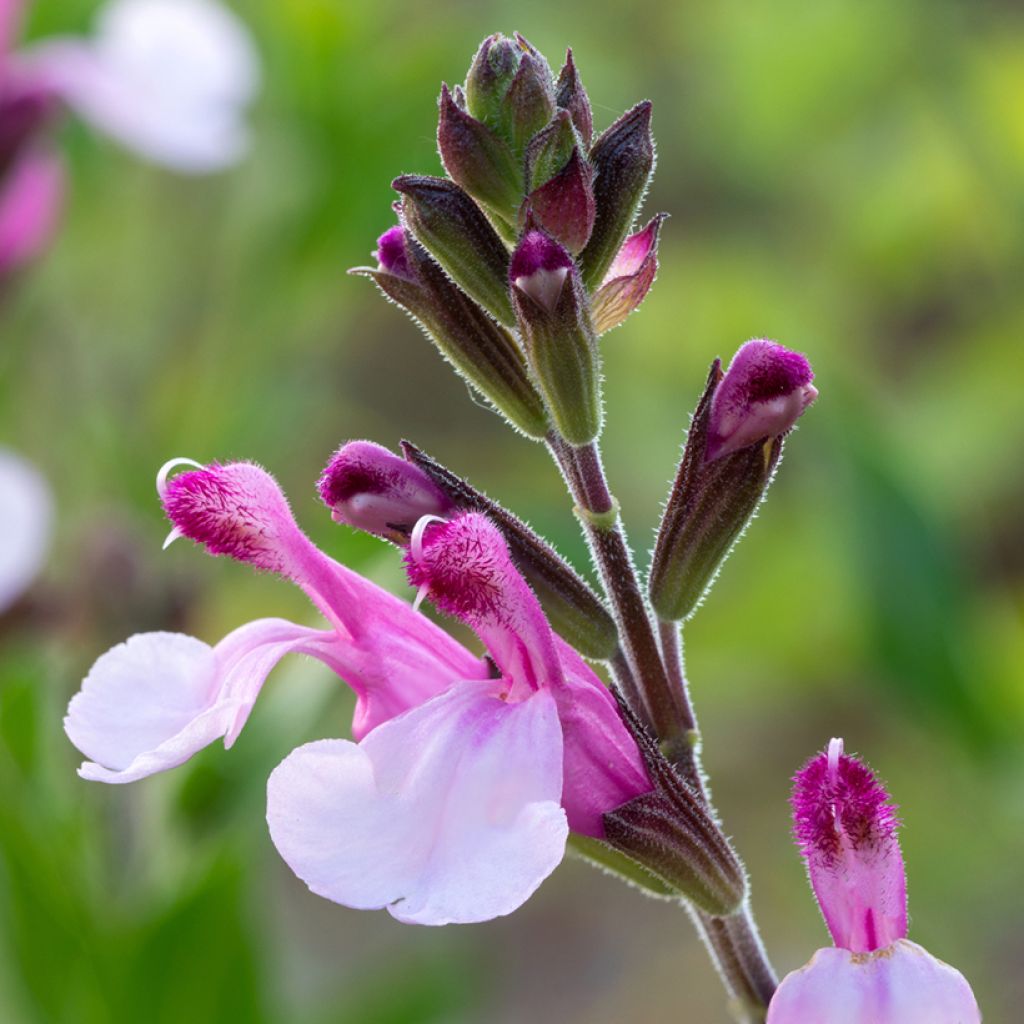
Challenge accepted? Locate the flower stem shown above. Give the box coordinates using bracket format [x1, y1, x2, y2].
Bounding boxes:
[547, 430, 778, 1017]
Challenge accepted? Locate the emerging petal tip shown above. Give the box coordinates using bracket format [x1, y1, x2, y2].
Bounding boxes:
[374, 225, 414, 280]
[510, 230, 573, 312]
[706, 339, 817, 462]
[792, 738, 907, 953]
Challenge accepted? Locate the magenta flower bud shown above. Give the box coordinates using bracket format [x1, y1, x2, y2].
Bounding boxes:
[591, 213, 666, 334]
[650, 345, 816, 621]
[504, 48, 555, 154]
[767, 739, 981, 1023]
[554, 48, 593, 149]
[706, 339, 817, 462]
[437, 82, 523, 227]
[579, 101, 655, 290]
[318, 441, 452, 542]
[510, 229, 601, 445]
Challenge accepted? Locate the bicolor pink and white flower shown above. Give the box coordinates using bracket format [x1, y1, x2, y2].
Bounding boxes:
[65, 454, 652, 925]
[767, 738, 981, 1023]
[1, 0, 258, 278]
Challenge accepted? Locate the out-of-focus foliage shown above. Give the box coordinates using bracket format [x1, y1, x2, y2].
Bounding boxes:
[2, 1, 1022, 1021]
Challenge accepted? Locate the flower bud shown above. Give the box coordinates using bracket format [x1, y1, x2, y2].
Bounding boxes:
[706, 339, 817, 462]
[318, 441, 453, 544]
[464, 34, 520, 133]
[437, 82, 523, 228]
[351, 226, 548, 439]
[579, 101, 655, 291]
[554, 49, 593, 149]
[591, 214, 665, 334]
[401, 441, 618, 661]
[603, 697, 746, 915]
[523, 112, 595, 254]
[393, 175, 514, 326]
[648, 342, 816, 622]
[504, 48, 556, 154]
[510, 230, 601, 446]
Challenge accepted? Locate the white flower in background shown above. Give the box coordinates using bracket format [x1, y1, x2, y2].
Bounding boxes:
[24, 0, 261, 173]
[0, 448, 53, 613]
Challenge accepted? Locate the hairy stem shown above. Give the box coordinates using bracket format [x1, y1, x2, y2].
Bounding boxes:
[547, 431, 778, 1016]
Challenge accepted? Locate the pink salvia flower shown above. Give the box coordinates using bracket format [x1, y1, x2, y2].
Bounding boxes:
[767, 738, 981, 1023]
[705, 339, 817, 462]
[67, 455, 652, 924]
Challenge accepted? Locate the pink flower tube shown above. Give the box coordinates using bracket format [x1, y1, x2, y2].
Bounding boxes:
[767, 739, 981, 1023]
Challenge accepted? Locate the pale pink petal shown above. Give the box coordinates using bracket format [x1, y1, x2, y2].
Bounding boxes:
[0, 148, 64, 276]
[28, 0, 259, 173]
[66, 618, 331, 783]
[0, 448, 53, 613]
[767, 941, 982, 1024]
[267, 681, 568, 925]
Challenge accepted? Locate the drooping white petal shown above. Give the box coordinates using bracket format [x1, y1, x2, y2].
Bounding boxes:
[66, 619, 330, 783]
[267, 680, 568, 926]
[29, 0, 260, 173]
[766, 940, 981, 1024]
[0, 448, 54, 613]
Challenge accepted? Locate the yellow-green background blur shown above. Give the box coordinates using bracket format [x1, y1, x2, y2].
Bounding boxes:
[2, 1, 1023, 1021]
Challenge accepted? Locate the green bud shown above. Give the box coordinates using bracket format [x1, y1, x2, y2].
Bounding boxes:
[393, 175, 514, 327]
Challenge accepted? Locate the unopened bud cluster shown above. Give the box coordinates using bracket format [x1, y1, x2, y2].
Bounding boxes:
[352, 33, 663, 447]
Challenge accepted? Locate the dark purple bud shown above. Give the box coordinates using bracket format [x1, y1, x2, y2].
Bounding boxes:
[522, 147, 595, 254]
[579, 101, 655, 291]
[706, 339, 817, 462]
[591, 214, 666, 333]
[318, 441, 453, 543]
[401, 441, 618, 660]
[351, 226, 548, 439]
[555, 48, 593, 149]
[437, 83, 523, 226]
[649, 345, 816, 621]
[510, 230, 601, 445]
[603, 694, 746, 915]
[392, 174, 513, 326]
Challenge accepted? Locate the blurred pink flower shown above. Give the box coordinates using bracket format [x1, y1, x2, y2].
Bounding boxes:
[767, 738, 981, 1023]
[0, 0, 259, 277]
[66, 458, 651, 924]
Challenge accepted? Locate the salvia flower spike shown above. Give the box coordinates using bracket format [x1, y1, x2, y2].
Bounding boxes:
[767, 739, 981, 1023]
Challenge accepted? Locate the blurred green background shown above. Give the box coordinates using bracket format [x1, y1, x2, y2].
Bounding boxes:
[3, 0, 1023, 1021]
